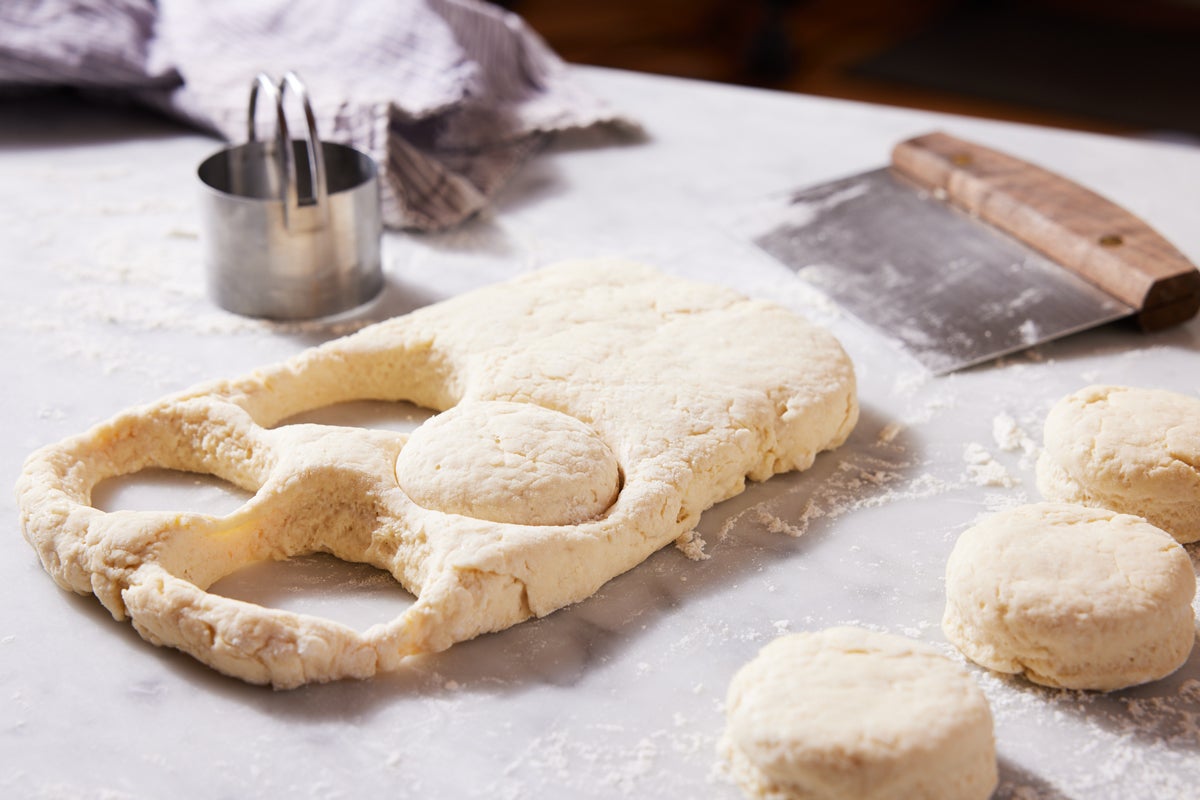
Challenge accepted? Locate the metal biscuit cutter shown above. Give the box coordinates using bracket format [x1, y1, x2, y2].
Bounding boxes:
[197, 72, 383, 320]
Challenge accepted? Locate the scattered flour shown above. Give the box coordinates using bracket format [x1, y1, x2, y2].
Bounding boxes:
[992, 412, 1040, 471]
[992, 413, 1035, 455]
[713, 449, 954, 544]
[976, 671, 1200, 800]
[890, 368, 933, 400]
[1017, 319, 1041, 345]
[963, 442, 1020, 488]
[36, 405, 67, 422]
[749, 507, 807, 538]
[901, 393, 957, 425]
[979, 489, 1032, 514]
[490, 721, 719, 798]
[17, 233, 383, 348]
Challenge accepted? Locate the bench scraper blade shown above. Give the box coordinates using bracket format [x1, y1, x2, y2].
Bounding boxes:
[751, 132, 1200, 375]
[754, 167, 1132, 375]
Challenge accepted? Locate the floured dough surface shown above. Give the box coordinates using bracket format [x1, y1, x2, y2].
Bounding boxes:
[1036, 384, 1200, 543]
[16, 260, 858, 687]
[944, 502, 1195, 691]
[720, 627, 997, 800]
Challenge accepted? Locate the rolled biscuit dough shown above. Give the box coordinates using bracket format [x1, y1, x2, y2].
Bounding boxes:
[720, 627, 997, 800]
[943, 502, 1196, 692]
[1036, 384, 1200, 544]
[16, 260, 858, 688]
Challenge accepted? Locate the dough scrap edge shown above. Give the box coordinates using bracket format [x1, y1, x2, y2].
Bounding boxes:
[16, 260, 859, 688]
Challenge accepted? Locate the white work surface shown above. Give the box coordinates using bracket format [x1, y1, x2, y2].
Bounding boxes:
[2, 68, 1199, 799]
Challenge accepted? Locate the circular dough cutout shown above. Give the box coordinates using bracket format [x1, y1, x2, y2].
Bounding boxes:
[944, 502, 1196, 691]
[1036, 384, 1200, 543]
[395, 400, 620, 526]
[721, 627, 997, 800]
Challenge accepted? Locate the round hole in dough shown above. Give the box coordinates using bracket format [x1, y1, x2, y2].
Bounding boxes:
[1036, 384, 1200, 544]
[943, 502, 1196, 692]
[720, 627, 997, 800]
[394, 400, 621, 526]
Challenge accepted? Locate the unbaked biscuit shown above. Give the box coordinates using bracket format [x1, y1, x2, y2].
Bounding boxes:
[394, 400, 621, 526]
[720, 627, 997, 800]
[1036, 384, 1200, 544]
[943, 502, 1195, 691]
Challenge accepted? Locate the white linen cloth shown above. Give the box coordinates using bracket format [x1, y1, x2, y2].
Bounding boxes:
[0, 0, 634, 230]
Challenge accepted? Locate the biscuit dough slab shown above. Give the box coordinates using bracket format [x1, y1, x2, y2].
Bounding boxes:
[1036, 384, 1200, 543]
[720, 627, 997, 800]
[943, 502, 1196, 691]
[16, 260, 858, 688]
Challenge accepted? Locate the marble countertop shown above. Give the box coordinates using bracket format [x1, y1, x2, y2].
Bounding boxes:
[2, 67, 1198, 799]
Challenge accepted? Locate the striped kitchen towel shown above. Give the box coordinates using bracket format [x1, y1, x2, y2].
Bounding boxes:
[0, 0, 636, 230]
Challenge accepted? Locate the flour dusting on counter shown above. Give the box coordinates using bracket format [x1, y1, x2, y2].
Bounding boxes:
[715, 448, 953, 543]
[489, 719, 720, 798]
[978, 672, 1200, 799]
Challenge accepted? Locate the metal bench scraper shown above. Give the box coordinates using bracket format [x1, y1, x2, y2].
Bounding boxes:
[753, 131, 1200, 374]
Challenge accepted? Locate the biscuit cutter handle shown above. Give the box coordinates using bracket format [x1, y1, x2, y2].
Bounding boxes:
[891, 131, 1200, 331]
[247, 71, 329, 230]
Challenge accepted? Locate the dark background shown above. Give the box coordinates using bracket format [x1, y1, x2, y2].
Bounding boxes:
[504, 0, 1200, 142]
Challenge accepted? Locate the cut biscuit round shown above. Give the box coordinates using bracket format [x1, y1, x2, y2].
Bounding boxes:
[720, 627, 997, 800]
[1036, 384, 1200, 544]
[395, 400, 621, 526]
[943, 502, 1196, 692]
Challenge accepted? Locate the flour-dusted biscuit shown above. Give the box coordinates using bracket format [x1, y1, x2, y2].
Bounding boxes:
[720, 627, 997, 800]
[1036, 384, 1200, 544]
[16, 260, 858, 688]
[394, 400, 621, 526]
[944, 502, 1195, 692]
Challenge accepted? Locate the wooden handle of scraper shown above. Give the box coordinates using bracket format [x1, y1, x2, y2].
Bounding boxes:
[891, 131, 1200, 331]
